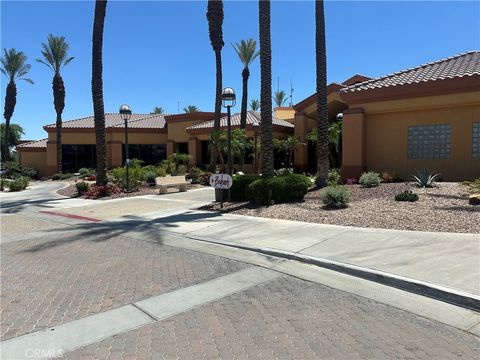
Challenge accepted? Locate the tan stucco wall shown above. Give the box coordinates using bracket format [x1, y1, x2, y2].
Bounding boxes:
[168, 121, 204, 143]
[343, 91, 480, 181]
[19, 151, 47, 178]
[274, 108, 295, 122]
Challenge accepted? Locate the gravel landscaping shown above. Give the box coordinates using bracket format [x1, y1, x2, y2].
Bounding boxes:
[201, 182, 479, 234]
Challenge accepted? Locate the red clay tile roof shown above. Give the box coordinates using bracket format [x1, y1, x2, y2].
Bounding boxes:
[186, 111, 294, 132]
[43, 113, 168, 130]
[16, 138, 47, 149]
[341, 51, 480, 93]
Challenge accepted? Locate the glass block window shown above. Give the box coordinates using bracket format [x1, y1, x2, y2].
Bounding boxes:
[473, 122, 480, 159]
[407, 124, 451, 159]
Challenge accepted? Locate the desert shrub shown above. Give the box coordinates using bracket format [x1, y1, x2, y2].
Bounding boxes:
[7, 176, 29, 191]
[145, 171, 157, 184]
[171, 153, 191, 166]
[391, 174, 403, 183]
[246, 177, 286, 205]
[156, 166, 167, 177]
[283, 173, 310, 202]
[359, 172, 381, 188]
[231, 174, 261, 201]
[199, 171, 212, 186]
[129, 158, 144, 168]
[141, 165, 157, 180]
[84, 184, 121, 199]
[176, 164, 187, 176]
[381, 172, 393, 183]
[75, 181, 90, 195]
[52, 173, 74, 180]
[186, 167, 203, 184]
[78, 167, 95, 177]
[395, 190, 418, 202]
[2, 161, 38, 179]
[273, 168, 292, 176]
[111, 166, 142, 191]
[0, 178, 6, 191]
[462, 178, 480, 194]
[327, 169, 341, 186]
[412, 168, 440, 188]
[162, 159, 176, 175]
[321, 185, 350, 209]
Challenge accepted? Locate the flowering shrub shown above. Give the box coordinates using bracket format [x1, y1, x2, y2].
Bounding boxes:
[84, 184, 121, 199]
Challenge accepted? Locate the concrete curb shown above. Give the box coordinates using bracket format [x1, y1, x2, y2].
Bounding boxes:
[164, 231, 480, 312]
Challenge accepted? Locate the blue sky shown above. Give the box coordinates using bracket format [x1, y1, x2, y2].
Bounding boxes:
[1, 0, 479, 139]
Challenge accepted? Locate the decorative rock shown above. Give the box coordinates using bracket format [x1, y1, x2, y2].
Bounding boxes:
[469, 194, 480, 205]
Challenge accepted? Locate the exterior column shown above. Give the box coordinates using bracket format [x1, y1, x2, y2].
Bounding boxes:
[293, 112, 308, 172]
[108, 141, 123, 168]
[166, 140, 174, 159]
[341, 107, 366, 180]
[188, 137, 201, 167]
[46, 140, 57, 176]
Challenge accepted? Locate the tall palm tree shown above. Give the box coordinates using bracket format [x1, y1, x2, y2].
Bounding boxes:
[37, 34, 74, 173]
[259, 0, 273, 177]
[92, 0, 108, 185]
[232, 39, 259, 129]
[206, 0, 224, 171]
[0, 123, 24, 159]
[183, 105, 200, 114]
[250, 99, 260, 111]
[273, 90, 288, 108]
[1, 49, 33, 162]
[152, 106, 164, 114]
[315, 0, 329, 186]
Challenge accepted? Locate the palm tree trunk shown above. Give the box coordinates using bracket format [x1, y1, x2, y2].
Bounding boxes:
[315, 0, 329, 186]
[239, 67, 249, 171]
[259, 0, 273, 178]
[2, 81, 16, 162]
[92, 0, 108, 185]
[53, 73, 65, 173]
[209, 49, 222, 171]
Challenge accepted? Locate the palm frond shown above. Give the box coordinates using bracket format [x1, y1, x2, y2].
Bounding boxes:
[38, 34, 74, 74]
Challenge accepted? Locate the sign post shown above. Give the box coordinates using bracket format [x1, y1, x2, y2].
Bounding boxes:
[209, 174, 233, 208]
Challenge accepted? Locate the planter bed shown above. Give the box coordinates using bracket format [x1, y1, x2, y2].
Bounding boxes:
[200, 182, 479, 234]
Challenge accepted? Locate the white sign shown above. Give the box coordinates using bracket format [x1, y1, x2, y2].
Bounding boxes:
[209, 174, 233, 189]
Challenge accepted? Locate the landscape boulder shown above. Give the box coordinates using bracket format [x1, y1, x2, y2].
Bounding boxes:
[469, 194, 480, 205]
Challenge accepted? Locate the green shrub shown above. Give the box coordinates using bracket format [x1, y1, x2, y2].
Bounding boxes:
[111, 166, 142, 191]
[327, 169, 341, 186]
[359, 171, 381, 188]
[171, 153, 191, 166]
[283, 173, 310, 202]
[2, 161, 38, 179]
[141, 165, 157, 180]
[145, 171, 157, 184]
[273, 168, 292, 176]
[321, 185, 350, 209]
[185, 167, 203, 184]
[7, 176, 29, 191]
[78, 167, 95, 177]
[156, 166, 167, 177]
[75, 181, 90, 195]
[52, 173, 74, 180]
[231, 174, 261, 201]
[176, 164, 187, 176]
[412, 168, 439, 188]
[246, 177, 286, 205]
[462, 178, 480, 194]
[391, 174, 403, 183]
[162, 159, 176, 175]
[129, 158, 144, 168]
[395, 190, 418, 202]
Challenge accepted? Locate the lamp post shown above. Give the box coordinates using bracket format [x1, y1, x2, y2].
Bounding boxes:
[119, 104, 132, 192]
[221, 87, 236, 201]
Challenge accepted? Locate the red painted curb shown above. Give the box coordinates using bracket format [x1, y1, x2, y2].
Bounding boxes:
[40, 210, 100, 223]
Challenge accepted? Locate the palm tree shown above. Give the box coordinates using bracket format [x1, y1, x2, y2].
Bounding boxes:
[250, 99, 260, 111]
[259, 0, 273, 178]
[206, 0, 224, 171]
[37, 34, 74, 173]
[152, 106, 164, 114]
[1, 49, 33, 162]
[183, 105, 200, 114]
[315, 0, 329, 186]
[0, 123, 24, 159]
[273, 90, 288, 108]
[91, 0, 108, 185]
[232, 39, 259, 129]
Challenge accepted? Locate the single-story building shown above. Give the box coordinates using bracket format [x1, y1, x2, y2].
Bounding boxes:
[292, 50, 480, 181]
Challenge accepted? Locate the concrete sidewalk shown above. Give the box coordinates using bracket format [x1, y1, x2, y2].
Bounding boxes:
[129, 209, 479, 298]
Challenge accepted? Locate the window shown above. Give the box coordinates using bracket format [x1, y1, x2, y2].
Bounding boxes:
[62, 145, 96, 173]
[407, 124, 451, 159]
[123, 144, 166, 165]
[473, 122, 480, 159]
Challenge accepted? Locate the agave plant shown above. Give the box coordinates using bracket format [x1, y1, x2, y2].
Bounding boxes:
[412, 168, 440, 187]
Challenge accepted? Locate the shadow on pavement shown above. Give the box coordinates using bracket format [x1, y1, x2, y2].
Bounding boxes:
[0, 197, 72, 214]
[17, 210, 225, 253]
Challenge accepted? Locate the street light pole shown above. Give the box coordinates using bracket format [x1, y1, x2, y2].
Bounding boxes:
[119, 104, 132, 193]
[221, 87, 236, 202]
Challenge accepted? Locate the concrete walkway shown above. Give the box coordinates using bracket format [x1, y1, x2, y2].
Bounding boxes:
[122, 209, 479, 297]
